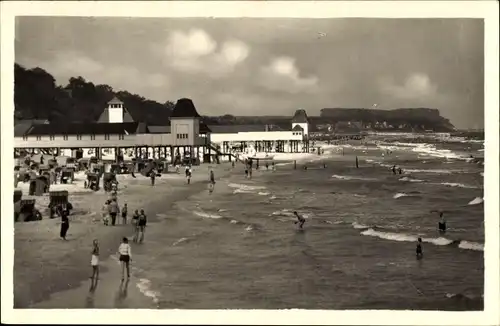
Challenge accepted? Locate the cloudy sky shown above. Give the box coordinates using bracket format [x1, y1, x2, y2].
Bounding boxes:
[15, 17, 483, 129]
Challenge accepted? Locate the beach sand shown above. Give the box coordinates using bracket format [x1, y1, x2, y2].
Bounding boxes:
[14, 163, 234, 308]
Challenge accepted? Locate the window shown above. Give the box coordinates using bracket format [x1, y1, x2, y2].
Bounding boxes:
[36, 136, 41, 141]
[118, 134, 124, 140]
[63, 135, 68, 140]
[90, 134, 96, 140]
[50, 135, 55, 140]
[104, 134, 110, 140]
[176, 133, 188, 139]
[22, 135, 28, 141]
[76, 135, 82, 140]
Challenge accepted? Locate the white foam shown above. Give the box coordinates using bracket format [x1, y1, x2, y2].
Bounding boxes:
[403, 168, 455, 174]
[393, 193, 408, 199]
[361, 229, 454, 246]
[193, 211, 223, 219]
[468, 197, 484, 205]
[172, 237, 188, 246]
[398, 177, 424, 183]
[136, 278, 161, 304]
[458, 240, 484, 251]
[258, 192, 270, 196]
[331, 174, 376, 181]
[440, 182, 478, 189]
[230, 219, 239, 224]
[352, 222, 370, 229]
[245, 225, 254, 231]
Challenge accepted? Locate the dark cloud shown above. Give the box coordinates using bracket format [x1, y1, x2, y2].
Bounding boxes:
[15, 17, 483, 128]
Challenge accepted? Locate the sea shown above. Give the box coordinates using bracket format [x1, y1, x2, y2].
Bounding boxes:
[121, 135, 485, 310]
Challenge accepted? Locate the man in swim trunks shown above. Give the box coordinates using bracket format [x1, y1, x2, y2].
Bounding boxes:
[438, 212, 447, 233]
[293, 211, 306, 229]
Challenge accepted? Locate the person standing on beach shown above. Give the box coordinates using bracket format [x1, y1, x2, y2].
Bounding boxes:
[108, 199, 120, 226]
[137, 209, 147, 243]
[187, 166, 192, 184]
[265, 162, 269, 170]
[121, 203, 128, 225]
[272, 161, 276, 171]
[293, 211, 306, 229]
[150, 169, 156, 186]
[90, 239, 100, 281]
[209, 168, 215, 185]
[132, 209, 140, 242]
[117, 237, 132, 280]
[59, 204, 70, 240]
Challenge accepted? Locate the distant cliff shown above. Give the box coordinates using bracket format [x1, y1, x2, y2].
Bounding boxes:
[319, 108, 456, 132]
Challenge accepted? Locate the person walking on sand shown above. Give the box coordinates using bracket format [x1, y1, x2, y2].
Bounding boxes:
[102, 200, 110, 226]
[150, 169, 156, 186]
[117, 237, 132, 280]
[59, 204, 70, 240]
[132, 209, 140, 242]
[121, 203, 128, 225]
[265, 162, 269, 170]
[186, 166, 192, 185]
[137, 209, 147, 243]
[90, 239, 100, 281]
[108, 199, 120, 226]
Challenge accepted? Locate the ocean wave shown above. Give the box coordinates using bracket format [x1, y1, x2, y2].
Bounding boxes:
[229, 183, 267, 194]
[331, 174, 377, 181]
[403, 168, 455, 174]
[360, 228, 483, 251]
[258, 192, 270, 196]
[398, 176, 424, 183]
[352, 222, 370, 229]
[136, 278, 161, 304]
[193, 211, 223, 219]
[393, 193, 410, 199]
[172, 237, 189, 246]
[439, 182, 478, 189]
[468, 197, 484, 206]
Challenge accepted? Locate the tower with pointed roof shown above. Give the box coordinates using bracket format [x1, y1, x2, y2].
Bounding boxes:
[97, 96, 134, 124]
[170, 98, 202, 147]
[291, 109, 310, 137]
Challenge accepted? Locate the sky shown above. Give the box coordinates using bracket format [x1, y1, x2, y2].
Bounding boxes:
[15, 17, 484, 129]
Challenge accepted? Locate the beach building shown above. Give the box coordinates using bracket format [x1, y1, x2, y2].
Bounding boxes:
[14, 97, 311, 163]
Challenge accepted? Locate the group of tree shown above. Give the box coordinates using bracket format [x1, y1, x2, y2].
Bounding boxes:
[14, 64, 175, 125]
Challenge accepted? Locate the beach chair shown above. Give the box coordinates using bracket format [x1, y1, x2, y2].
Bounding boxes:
[49, 191, 72, 218]
[19, 199, 42, 222]
[103, 172, 117, 192]
[87, 173, 100, 191]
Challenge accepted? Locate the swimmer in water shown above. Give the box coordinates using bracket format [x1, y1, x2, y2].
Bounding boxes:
[416, 237, 423, 259]
[392, 165, 397, 175]
[438, 212, 447, 233]
[293, 211, 306, 229]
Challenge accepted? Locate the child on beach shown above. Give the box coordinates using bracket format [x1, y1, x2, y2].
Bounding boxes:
[90, 239, 100, 280]
[102, 201, 110, 226]
[186, 167, 192, 185]
[122, 203, 128, 225]
[416, 238, 423, 259]
[117, 237, 132, 280]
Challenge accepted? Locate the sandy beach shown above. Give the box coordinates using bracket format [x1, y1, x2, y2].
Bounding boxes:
[14, 163, 234, 308]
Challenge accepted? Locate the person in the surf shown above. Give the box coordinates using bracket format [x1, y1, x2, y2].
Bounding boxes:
[416, 238, 423, 259]
[391, 165, 397, 175]
[293, 211, 306, 229]
[398, 167, 403, 174]
[438, 212, 447, 233]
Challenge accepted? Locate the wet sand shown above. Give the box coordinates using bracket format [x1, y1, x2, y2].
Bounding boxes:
[14, 163, 234, 308]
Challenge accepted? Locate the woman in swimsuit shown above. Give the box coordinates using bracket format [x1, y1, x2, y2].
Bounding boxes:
[117, 237, 132, 280]
[90, 239, 100, 280]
